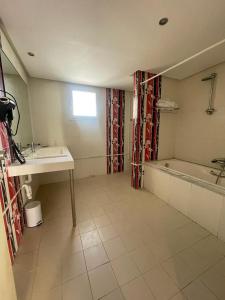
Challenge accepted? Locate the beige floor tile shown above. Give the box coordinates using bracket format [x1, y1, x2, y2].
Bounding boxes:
[14, 174, 225, 300]
[146, 239, 180, 261]
[177, 247, 212, 276]
[32, 261, 61, 293]
[14, 250, 38, 272]
[31, 286, 62, 300]
[113, 221, 133, 235]
[17, 228, 42, 255]
[129, 246, 158, 273]
[78, 220, 96, 234]
[111, 255, 140, 286]
[90, 206, 105, 218]
[161, 255, 197, 288]
[94, 215, 111, 228]
[177, 222, 209, 242]
[37, 243, 64, 263]
[207, 258, 225, 277]
[62, 234, 83, 256]
[98, 225, 118, 242]
[81, 230, 101, 249]
[143, 265, 179, 300]
[39, 230, 69, 249]
[77, 211, 92, 223]
[84, 243, 109, 270]
[182, 280, 217, 300]
[101, 289, 124, 300]
[192, 235, 225, 264]
[62, 251, 86, 282]
[121, 277, 154, 300]
[62, 273, 92, 300]
[89, 263, 118, 300]
[103, 237, 127, 260]
[13, 267, 35, 300]
[200, 259, 225, 299]
[120, 232, 144, 252]
[170, 293, 186, 300]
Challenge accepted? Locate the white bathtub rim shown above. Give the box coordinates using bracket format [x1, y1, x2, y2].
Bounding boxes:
[145, 160, 225, 196]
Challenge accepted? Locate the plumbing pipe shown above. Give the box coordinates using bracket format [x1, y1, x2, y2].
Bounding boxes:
[24, 174, 32, 184]
[74, 153, 129, 160]
[3, 184, 32, 215]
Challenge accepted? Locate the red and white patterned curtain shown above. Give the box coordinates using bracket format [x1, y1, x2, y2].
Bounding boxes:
[0, 53, 24, 263]
[106, 88, 125, 174]
[131, 71, 161, 189]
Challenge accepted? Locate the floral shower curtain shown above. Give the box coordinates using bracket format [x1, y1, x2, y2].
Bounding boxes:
[106, 88, 125, 174]
[0, 53, 24, 263]
[131, 71, 161, 189]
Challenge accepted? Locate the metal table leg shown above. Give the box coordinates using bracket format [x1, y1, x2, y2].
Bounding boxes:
[69, 169, 76, 227]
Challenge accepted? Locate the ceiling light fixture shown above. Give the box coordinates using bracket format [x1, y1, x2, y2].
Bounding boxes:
[27, 52, 35, 57]
[159, 17, 168, 26]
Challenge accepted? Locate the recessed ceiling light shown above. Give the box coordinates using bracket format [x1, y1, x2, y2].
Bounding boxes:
[159, 17, 168, 26]
[27, 52, 35, 57]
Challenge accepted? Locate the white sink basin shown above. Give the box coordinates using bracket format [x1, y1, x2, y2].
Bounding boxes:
[8, 146, 74, 177]
[24, 146, 68, 159]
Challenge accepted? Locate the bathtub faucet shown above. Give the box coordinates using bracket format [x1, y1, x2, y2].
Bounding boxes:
[211, 158, 225, 184]
[27, 142, 41, 153]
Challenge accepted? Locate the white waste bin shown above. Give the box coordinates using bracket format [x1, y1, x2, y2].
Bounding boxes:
[25, 201, 43, 227]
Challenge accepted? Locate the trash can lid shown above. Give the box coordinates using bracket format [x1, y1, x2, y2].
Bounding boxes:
[25, 201, 40, 209]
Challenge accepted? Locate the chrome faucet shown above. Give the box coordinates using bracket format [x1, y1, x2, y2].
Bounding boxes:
[210, 158, 225, 184]
[27, 142, 40, 153]
[31, 141, 35, 153]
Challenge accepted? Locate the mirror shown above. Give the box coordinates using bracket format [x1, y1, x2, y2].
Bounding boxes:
[0, 50, 33, 147]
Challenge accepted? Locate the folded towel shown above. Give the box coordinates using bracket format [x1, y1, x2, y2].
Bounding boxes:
[157, 99, 179, 109]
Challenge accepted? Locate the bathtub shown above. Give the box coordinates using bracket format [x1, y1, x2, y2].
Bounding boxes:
[144, 159, 225, 242]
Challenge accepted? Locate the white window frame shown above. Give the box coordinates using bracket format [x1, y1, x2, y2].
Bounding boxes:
[72, 90, 97, 117]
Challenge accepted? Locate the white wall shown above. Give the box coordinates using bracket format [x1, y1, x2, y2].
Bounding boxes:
[158, 61, 225, 168]
[158, 77, 179, 160]
[29, 78, 132, 182]
[29, 62, 225, 184]
[174, 62, 225, 167]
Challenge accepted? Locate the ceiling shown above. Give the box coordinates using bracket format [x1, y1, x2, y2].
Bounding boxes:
[162, 41, 225, 80]
[0, 0, 225, 90]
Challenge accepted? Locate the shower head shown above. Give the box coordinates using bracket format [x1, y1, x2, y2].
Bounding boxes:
[201, 73, 217, 81]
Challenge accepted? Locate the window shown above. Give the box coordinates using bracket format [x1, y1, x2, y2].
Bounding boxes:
[72, 90, 96, 117]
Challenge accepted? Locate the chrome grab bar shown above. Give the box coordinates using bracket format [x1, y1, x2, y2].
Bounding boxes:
[210, 159, 225, 184]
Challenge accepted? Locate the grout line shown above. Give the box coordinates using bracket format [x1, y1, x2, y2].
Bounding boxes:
[83, 247, 95, 300]
[200, 275, 221, 300]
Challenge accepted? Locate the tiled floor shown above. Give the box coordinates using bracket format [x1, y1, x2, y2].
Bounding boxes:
[13, 173, 225, 300]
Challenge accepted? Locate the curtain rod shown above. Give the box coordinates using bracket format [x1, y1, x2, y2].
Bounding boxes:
[140, 38, 225, 85]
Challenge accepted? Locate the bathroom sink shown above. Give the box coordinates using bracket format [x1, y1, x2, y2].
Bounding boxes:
[8, 146, 74, 177]
[24, 146, 68, 159]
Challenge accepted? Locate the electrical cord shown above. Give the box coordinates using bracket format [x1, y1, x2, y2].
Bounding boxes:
[0, 89, 20, 136]
[0, 89, 25, 164]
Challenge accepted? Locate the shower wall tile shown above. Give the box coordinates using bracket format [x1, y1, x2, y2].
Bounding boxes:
[174, 62, 225, 168]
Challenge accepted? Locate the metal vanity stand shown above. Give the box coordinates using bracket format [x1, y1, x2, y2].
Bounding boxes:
[7, 146, 76, 227]
[69, 169, 76, 226]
